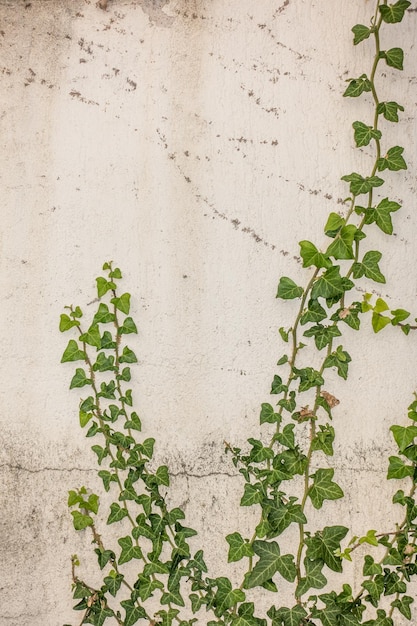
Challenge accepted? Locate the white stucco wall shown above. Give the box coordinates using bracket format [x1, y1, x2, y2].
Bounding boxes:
[1, 1, 417, 624]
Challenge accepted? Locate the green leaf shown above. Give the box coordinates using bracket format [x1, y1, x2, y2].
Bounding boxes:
[371, 198, 401, 234]
[96, 276, 116, 298]
[268, 501, 306, 537]
[391, 308, 410, 326]
[111, 292, 131, 314]
[305, 526, 348, 573]
[226, 532, 254, 562]
[363, 555, 382, 576]
[391, 595, 414, 620]
[240, 483, 263, 507]
[107, 502, 129, 524]
[135, 575, 164, 602]
[311, 424, 335, 456]
[70, 368, 92, 389]
[79, 325, 102, 349]
[352, 251, 385, 284]
[390, 425, 417, 452]
[324, 213, 344, 237]
[154, 465, 170, 486]
[309, 468, 344, 509]
[141, 438, 155, 458]
[326, 225, 357, 260]
[372, 312, 391, 333]
[245, 540, 296, 588]
[300, 299, 327, 325]
[59, 313, 80, 332]
[119, 317, 138, 335]
[271, 375, 287, 395]
[93, 303, 115, 325]
[343, 74, 372, 98]
[311, 266, 352, 300]
[93, 352, 116, 372]
[352, 24, 371, 45]
[299, 240, 331, 269]
[352, 121, 382, 148]
[383, 47, 404, 70]
[387, 456, 414, 479]
[341, 172, 384, 196]
[267, 605, 307, 626]
[118, 535, 143, 564]
[260, 403, 281, 425]
[377, 146, 407, 172]
[61, 339, 86, 363]
[125, 411, 142, 431]
[84, 604, 114, 626]
[120, 600, 147, 626]
[380, 1, 411, 24]
[103, 572, 124, 597]
[276, 277, 303, 300]
[296, 558, 327, 597]
[377, 101, 404, 123]
[292, 367, 324, 392]
[303, 324, 342, 351]
[119, 346, 138, 363]
[71, 510, 93, 530]
[95, 548, 115, 570]
[275, 424, 296, 449]
[213, 578, 246, 616]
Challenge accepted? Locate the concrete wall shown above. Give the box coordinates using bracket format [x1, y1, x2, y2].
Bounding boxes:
[1, 1, 417, 624]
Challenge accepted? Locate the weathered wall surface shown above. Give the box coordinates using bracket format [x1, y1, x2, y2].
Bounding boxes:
[1, 1, 416, 624]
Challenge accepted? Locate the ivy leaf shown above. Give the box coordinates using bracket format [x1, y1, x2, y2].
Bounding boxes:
[93, 303, 115, 325]
[120, 600, 147, 626]
[240, 483, 263, 507]
[300, 299, 327, 325]
[111, 292, 131, 315]
[226, 532, 254, 562]
[352, 251, 385, 284]
[390, 425, 417, 452]
[299, 240, 331, 269]
[296, 558, 327, 597]
[71, 510, 93, 530]
[267, 605, 307, 626]
[292, 367, 324, 392]
[369, 198, 401, 234]
[103, 572, 124, 597]
[233, 603, 262, 626]
[70, 368, 92, 389]
[303, 324, 342, 351]
[311, 266, 352, 300]
[135, 575, 164, 602]
[119, 346, 138, 363]
[271, 375, 287, 395]
[260, 403, 281, 425]
[79, 325, 102, 349]
[59, 313, 80, 332]
[94, 548, 115, 570]
[119, 317, 138, 335]
[343, 74, 372, 98]
[268, 501, 306, 537]
[341, 172, 384, 196]
[377, 146, 407, 172]
[324, 213, 344, 237]
[309, 468, 344, 509]
[83, 604, 114, 626]
[305, 526, 349, 572]
[377, 101, 404, 123]
[118, 535, 143, 564]
[372, 312, 391, 333]
[276, 277, 303, 300]
[107, 502, 129, 524]
[383, 47, 404, 70]
[61, 339, 86, 363]
[352, 24, 371, 45]
[96, 276, 116, 298]
[245, 541, 296, 588]
[391, 595, 414, 620]
[311, 424, 335, 456]
[326, 225, 357, 260]
[352, 121, 382, 147]
[363, 555, 382, 577]
[387, 456, 414, 479]
[213, 578, 246, 616]
[379, 0, 411, 24]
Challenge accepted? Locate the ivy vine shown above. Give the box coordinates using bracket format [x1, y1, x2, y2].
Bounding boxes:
[61, 2, 417, 626]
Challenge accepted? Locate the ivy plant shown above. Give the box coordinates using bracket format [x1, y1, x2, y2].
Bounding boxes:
[61, 2, 417, 625]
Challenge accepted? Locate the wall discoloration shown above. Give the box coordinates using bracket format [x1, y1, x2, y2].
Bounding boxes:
[1, 1, 417, 623]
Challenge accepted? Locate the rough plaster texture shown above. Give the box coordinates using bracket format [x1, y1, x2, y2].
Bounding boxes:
[1, 0, 417, 624]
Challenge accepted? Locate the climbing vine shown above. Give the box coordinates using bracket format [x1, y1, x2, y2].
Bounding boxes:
[61, 2, 417, 625]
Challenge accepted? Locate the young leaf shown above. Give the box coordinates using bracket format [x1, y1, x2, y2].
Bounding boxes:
[352, 250, 386, 284]
[59, 313, 80, 332]
[352, 121, 382, 147]
[377, 101, 404, 123]
[61, 340, 86, 363]
[383, 47, 404, 70]
[377, 146, 407, 172]
[276, 277, 303, 300]
[341, 172, 384, 196]
[299, 240, 331, 269]
[379, 0, 411, 24]
[372, 198, 401, 234]
[352, 24, 371, 45]
[111, 292, 131, 314]
[343, 74, 372, 98]
[70, 368, 92, 389]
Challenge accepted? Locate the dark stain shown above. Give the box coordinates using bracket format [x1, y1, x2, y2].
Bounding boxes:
[273, 0, 290, 18]
[126, 77, 137, 91]
[69, 90, 99, 106]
